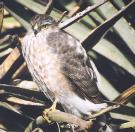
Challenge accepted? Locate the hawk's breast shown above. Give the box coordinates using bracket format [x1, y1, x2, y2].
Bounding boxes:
[22, 28, 78, 100]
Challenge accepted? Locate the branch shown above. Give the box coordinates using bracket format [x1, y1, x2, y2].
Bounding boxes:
[25, 84, 135, 131]
[43, 109, 92, 129]
[44, 0, 54, 16]
[114, 85, 135, 105]
[25, 110, 92, 132]
[89, 84, 135, 119]
[68, 0, 83, 17]
[58, 0, 109, 29]
[89, 104, 120, 119]
[57, 11, 68, 24]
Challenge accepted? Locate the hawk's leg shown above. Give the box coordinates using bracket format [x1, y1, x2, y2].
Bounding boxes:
[42, 99, 58, 123]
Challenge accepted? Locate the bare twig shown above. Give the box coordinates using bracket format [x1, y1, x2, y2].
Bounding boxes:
[44, 0, 54, 15]
[114, 85, 135, 105]
[58, 0, 109, 29]
[57, 11, 68, 24]
[89, 84, 135, 119]
[89, 104, 120, 119]
[68, 0, 83, 17]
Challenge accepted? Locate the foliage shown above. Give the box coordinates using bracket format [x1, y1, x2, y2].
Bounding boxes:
[0, 0, 135, 131]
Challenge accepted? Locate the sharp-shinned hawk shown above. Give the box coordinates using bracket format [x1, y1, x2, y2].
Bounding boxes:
[22, 15, 113, 131]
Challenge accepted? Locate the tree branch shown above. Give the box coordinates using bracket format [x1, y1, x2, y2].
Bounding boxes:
[44, 0, 54, 16]
[114, 85, 135, 105]
[58, 0, 109, 29]
[43, 109, 92, 129]
[89, 84, 135, 119]
[25, 84, 135, 132]
[25, 110, 92, 132]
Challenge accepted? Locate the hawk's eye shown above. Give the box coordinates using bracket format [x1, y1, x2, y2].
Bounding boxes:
[44, 25, 48, 29]
[42, 24, 48, 29]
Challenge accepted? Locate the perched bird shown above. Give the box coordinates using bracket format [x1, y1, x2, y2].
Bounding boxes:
[22, 14, 113, 131]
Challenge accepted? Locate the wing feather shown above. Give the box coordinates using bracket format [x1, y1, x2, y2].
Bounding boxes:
[62, 56, 104, 103]
[46, 29, 104, 103]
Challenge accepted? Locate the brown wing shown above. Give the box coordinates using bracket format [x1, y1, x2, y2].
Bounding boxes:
[53, 30, 104, 103]
[44, 28, 104, 103]
[62, 56, 104, 103]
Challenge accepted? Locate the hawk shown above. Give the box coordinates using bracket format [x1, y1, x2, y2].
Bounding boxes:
[22, 14, 113, 131]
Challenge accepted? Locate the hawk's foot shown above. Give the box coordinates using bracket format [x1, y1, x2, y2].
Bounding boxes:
[42, 99, 58, 123]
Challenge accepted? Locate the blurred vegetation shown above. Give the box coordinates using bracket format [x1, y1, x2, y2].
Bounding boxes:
[0, 0, 135, 131]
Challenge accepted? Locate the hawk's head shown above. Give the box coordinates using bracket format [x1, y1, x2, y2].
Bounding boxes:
[30, 14, 56, 35]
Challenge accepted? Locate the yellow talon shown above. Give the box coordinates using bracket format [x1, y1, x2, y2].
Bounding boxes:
[42, 99, 58, 123]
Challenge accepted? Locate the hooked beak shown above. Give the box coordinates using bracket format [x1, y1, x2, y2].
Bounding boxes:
[33, 24, 39, 36]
